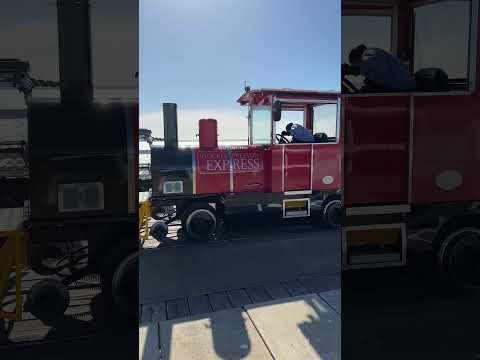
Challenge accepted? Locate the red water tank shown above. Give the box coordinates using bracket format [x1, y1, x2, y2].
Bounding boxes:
[199, 118, 218, 149]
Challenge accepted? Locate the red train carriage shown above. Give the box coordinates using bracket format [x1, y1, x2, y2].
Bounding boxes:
[342, 0, 480, 289]
[150, 89, 342, 240]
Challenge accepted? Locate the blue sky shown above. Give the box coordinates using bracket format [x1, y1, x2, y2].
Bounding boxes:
[140, 0, 340, 140]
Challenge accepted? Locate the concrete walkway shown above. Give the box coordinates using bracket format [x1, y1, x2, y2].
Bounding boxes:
[139, 290, 340, 360]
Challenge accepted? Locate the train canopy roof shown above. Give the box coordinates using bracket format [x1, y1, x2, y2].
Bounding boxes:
[237, 88, 339, 106]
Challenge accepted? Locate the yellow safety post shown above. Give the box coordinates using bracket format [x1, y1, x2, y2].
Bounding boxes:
[139, 201, 152, 244]
[0, 230, 27, 321]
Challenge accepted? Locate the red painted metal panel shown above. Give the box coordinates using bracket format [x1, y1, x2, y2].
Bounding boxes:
[193, 141, 342, 195]
[284, 145, 312, 191]
[194, 149, 230, 194]
[231, 147, 266, 193]
[312, 143, 341, 191]
[343, 96, 410, 206]
[269, 145, 283, 193]
[412, 95, 480, 204]
[194, 146, 268, 194]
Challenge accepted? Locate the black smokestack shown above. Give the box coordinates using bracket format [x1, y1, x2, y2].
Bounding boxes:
[163, 103, 178, 150]
[56, 0, 93, 107]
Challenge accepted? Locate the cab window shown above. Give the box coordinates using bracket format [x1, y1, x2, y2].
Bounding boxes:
[274, 108, 305, 144]
[341, 1, 474, 94]
[342, 14, 393, 90]
[250, 107, 271, 145]
[313, 103, 338, 142]
[413, 0, 472, 91]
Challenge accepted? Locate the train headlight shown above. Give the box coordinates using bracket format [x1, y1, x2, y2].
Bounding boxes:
[58, 182, 104, 212]
[163, 180, 183, 194]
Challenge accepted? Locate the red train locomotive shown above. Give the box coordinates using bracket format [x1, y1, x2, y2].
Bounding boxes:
[150, 89, 342, 240]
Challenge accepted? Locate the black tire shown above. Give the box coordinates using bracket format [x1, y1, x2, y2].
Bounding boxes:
[181, 202, 217, 241]
[177, 228, 185, 241]
[150, 221, 168, 240]
[25, 279, 70, 325]
[322, 197, 342, 229]
[100, 243, 138, 324]
[436, 227, 480, 290]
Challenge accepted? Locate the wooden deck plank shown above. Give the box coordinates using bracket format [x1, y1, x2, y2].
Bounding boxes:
[298, 275, 340, 293]
[226, 289, 252, 307]
[264, 282, 291, 300]
[151, 302, 167, 321]
[245, 285, 271, 303]
[187, 294, 212, 315]
[64, 304, 92, 316]
[141, 305, 153, 323]
[281, 280, 308, 296]
[8, 319, 50, 343]
[208, 292, 231, 311]
[166, 298, 189, 320]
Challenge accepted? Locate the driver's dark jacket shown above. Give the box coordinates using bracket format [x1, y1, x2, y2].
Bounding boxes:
[357, 48, 416, 91]
[289, 124, 315, 143]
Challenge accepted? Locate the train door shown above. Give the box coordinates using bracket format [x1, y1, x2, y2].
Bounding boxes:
[342, 6, 410, 207]
[311, 100, 342, 192]
[410, 0, 480, 204]
[273, 105, 312, 192]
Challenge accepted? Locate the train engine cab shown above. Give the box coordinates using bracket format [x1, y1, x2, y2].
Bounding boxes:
[150, 89, 342, 241]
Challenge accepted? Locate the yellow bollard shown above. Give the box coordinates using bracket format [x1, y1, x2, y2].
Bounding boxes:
[138, 201, 152, 244]
[0, 230, 27, 321]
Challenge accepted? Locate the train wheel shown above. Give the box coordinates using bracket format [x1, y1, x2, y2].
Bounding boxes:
[150, 221, 168, 240]
[177, 228, 185, 241]
[111, 252, 139, 313]
[182, 203, 217, 241]
[323, 198, 342, 229]
[100, 244, 138, 323]
[437, 227, 480, 290]
[25, 279, 70, 325]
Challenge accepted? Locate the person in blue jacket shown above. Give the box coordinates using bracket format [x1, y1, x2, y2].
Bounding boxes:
[344, 44, 416, 92]
[284, 123, 314, 143]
